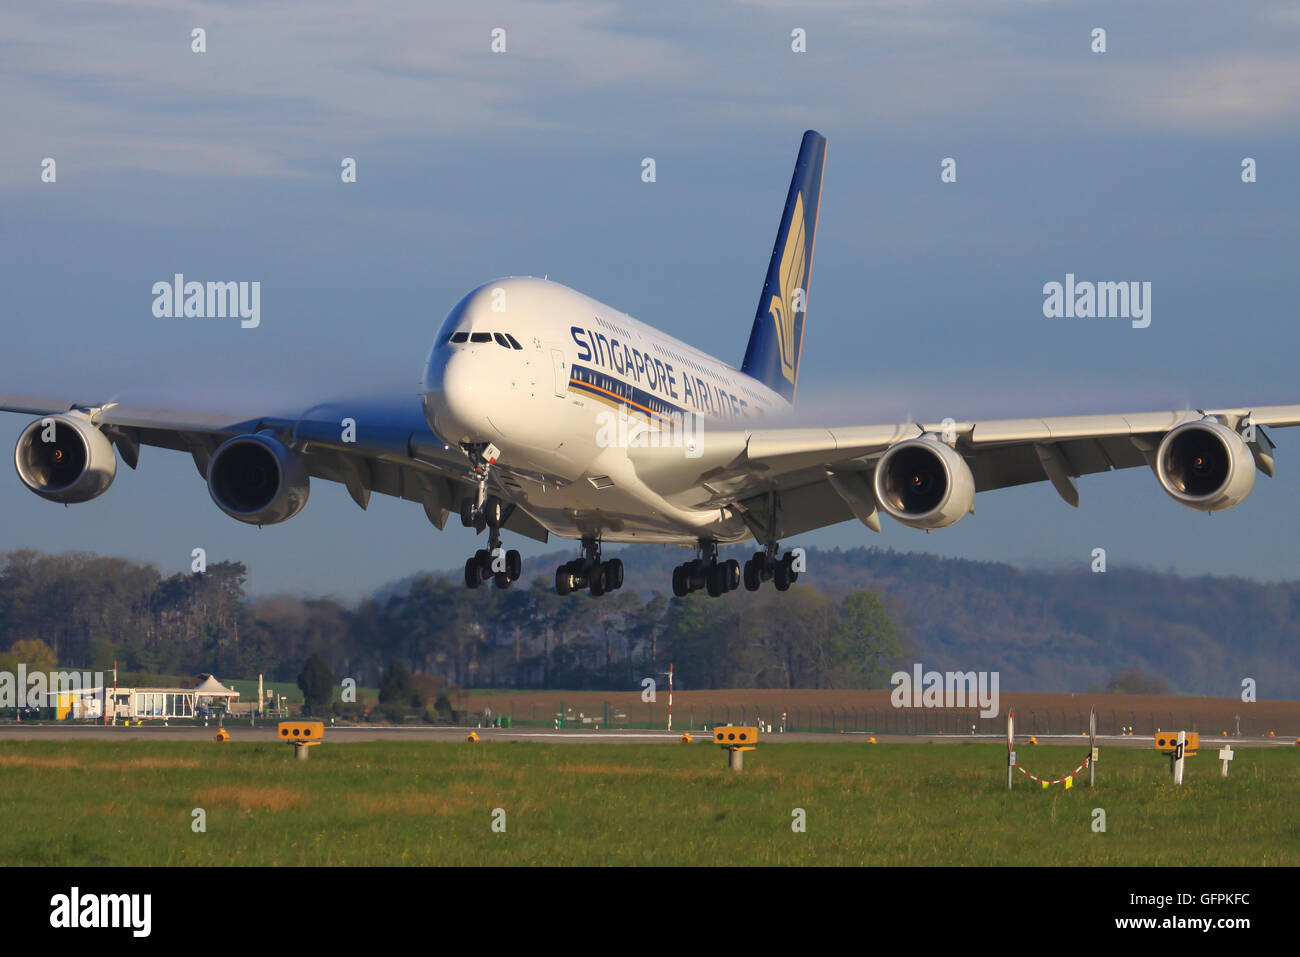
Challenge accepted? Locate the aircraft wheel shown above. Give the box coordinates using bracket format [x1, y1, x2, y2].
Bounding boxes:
[483, 497, 504, 526]
[465, 558, 482, 589]
[494, 571, 512, 589]
[590, 569, 606, 597]
[555, 565, 573, 596]
[607, 558, 624, 590]
[706, 565, 722, 597]
[506, 549, 522, 580]
[782, 551, 799, 584]
[672, 565, 689, 597]
[743, 558, 761, 591]
[686, 559, 706, 592]
[460, 498, 477, 528]
[724, 559, 740, 591]
[774, 558, 791, 591]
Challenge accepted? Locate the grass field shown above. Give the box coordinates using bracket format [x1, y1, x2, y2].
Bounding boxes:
[1, 739, 1296, 865]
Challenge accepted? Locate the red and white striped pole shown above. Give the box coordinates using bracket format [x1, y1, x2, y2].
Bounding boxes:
[667, 663, 673, 732]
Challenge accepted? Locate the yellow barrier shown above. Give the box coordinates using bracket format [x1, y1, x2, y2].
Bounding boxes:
[1154, 732, 1198, 755]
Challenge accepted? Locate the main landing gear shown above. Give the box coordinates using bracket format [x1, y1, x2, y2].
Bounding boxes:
[555, 537, 625, 598]
[742, 542, 800, 592]
[671, 540, 741, 598]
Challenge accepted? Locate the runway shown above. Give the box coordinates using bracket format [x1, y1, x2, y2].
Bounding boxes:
[0, 724, 1292, 747]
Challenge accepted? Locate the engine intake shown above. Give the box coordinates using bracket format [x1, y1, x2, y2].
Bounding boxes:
[873, 435, 975, 529]
[1156, 419, 1255, 512]
[14, 413, 117, 504]
[207, 432, 309, 525]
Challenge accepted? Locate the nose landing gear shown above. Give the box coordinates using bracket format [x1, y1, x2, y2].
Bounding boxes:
[555, 537, 624, 597]
[459, 445, 522, 590]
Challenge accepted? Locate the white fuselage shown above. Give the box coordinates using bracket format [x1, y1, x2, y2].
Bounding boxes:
[422, 277, 788, 544]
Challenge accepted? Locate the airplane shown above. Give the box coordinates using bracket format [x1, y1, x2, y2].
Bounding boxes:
[5, 130, 1300, 600]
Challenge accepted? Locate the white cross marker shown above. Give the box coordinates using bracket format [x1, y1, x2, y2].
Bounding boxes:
[1219, 745, 1234, 777]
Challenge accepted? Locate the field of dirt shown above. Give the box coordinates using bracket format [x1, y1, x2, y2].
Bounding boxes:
[460, 688, 1300, 738]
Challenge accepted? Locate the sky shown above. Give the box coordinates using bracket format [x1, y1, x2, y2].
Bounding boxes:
[2, 0, 1299, 599]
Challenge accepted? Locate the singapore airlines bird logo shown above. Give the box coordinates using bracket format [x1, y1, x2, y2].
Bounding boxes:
[768, 191, 807, 383]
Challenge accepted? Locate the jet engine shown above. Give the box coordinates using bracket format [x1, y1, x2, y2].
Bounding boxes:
[1155, 419, 1255, 512]
[207, 432, 310, 525]
[873, 434, 975, 529]
[14, 413, 117, 503]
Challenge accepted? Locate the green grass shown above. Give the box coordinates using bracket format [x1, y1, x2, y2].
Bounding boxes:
[0, 740, 1296, 865]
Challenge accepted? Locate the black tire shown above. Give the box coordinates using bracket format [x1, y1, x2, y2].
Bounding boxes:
[590, 571, 605, 597]
[460, 498, 477, 528]
[555, 565, 572, 596]
[494, 571, 511, 589]
[706, 566, 721, 597]
[506, 549, 522, 580]
[783, 551, 799, 584]
[687, 559, 706, 592]
[724, 559, 740, 591]
[483, 497, 504, 526]
[475, 548, 492, 573]
[465, 558, 482, 589]
[608, 558, 624, 590]
[672, 565, 689, 597]
[743, 558, 761, 591]
[774, 559, 791, 591]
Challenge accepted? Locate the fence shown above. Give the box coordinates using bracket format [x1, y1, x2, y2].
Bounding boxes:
[453, 702, 1286, 737]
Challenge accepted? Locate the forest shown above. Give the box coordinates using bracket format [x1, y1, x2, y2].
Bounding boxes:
[0, 548, 901, 693]
[1, 544, 1296, 698]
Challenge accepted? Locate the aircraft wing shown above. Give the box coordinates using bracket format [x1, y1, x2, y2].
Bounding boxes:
[650, 405, 1300, 541]
[0, 392, 551, 543]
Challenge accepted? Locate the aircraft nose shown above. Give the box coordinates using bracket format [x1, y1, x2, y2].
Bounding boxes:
[425, 349, 489, 442]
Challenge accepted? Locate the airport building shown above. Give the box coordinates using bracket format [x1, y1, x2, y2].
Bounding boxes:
[104, 674, 240, 721]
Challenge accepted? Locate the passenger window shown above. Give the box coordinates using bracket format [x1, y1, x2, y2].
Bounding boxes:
[505, 334, 523, 350]
[450, 332, 470, 343]
[494, 333, 510, 348]
[470, 332, 492, 343]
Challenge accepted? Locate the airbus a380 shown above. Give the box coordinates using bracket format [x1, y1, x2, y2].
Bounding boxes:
[6, 131, 1300, 599]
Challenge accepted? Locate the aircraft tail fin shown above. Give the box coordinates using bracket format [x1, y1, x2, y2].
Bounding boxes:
[740, 130, 826, 404]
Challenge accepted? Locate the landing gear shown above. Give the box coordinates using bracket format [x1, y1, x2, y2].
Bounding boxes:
[458, 461, 521, 590]
[671, 541, 741, 599]
[742, 543, 799, 592]
[463, 539, 522, 590]
[554, 538, 624, 597]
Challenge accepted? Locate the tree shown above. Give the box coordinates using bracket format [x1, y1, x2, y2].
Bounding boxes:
[297, 653, 334, 715]
[7, 638, 57, 672]
[1106, 669, 1169, 695]
[835, 590, 902, 688]
[379, 659, 416, 706]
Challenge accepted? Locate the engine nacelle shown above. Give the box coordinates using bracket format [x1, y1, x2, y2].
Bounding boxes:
[873, 434, 975, 529]
[207, 432, 310, 525]
[1156, 419, 1255, 512]
[14, 413, 117, 504]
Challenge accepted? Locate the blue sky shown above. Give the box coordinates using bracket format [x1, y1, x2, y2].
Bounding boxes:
[2, 1, 1299, 597]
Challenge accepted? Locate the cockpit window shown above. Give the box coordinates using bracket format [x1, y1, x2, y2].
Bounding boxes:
[450, 331, 470, 343]
[494, 333, 510, 348]
[505, 334, 523, 350]
[470, 332, 492, 343]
